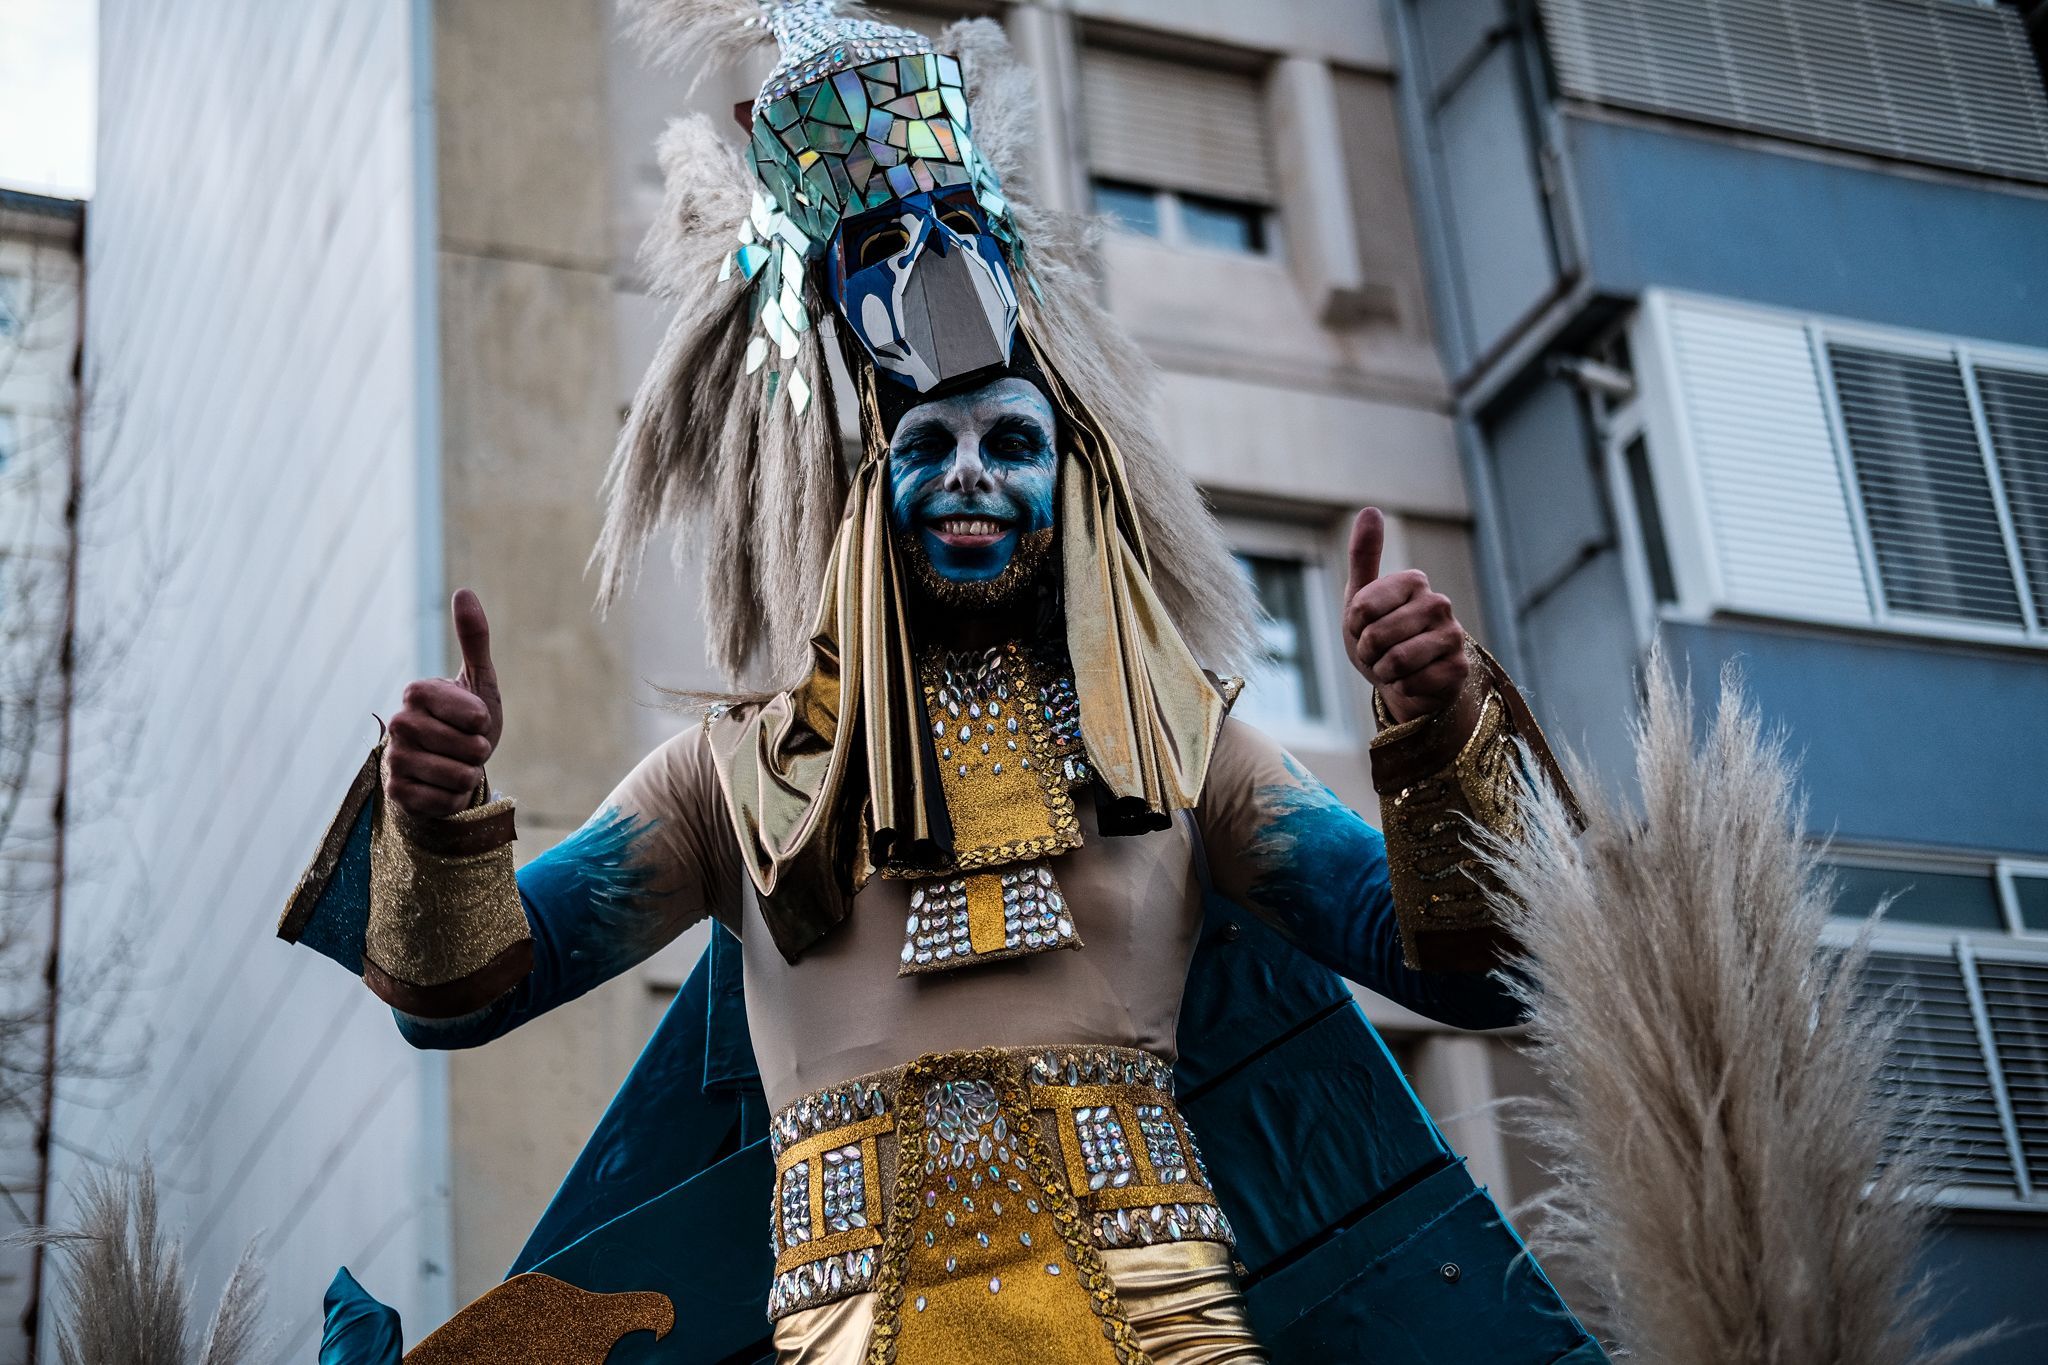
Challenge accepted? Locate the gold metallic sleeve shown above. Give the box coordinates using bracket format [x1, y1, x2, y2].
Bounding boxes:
[1370, 644, 1579, 973]
[361, 742, 532, 1018]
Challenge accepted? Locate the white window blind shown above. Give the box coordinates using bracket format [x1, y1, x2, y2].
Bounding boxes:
[1975, 956, 2048, 1192]
[1647, 293, 2048, 640]
[1976, 367, 2048, 621]
[1828, 346, 2028, 627]
[1080, 47, 1274, 204]
[1862, 950, 2020, 1192]
[1658, 298, 1872, 621]
[1535, 0, 2048, 184]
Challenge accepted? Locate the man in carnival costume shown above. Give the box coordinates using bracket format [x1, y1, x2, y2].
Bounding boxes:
[283, 4, 1606, 1362]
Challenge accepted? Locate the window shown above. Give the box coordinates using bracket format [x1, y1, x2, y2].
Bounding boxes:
[1080, 44, 1277, 257]
[1826, 859, 2008, 933]
[1827, 854, 2048, 1205]
[0, 273, 20, 336]
[1087, 180, 1271, 255]
[1827, 854, 2048, 938]
[1090, 179, 1163, 238]
[1621, 435, 1677, 607]
[1235, 553, 1326, 735]
[1634, 292, 2048, 644]
[1855, 947, 2041, 1199]
[1828, 345, 2045, 631]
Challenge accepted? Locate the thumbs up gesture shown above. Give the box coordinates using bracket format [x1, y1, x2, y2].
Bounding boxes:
[1341, 508, 1471, 727]
[383, 590, 504, 819]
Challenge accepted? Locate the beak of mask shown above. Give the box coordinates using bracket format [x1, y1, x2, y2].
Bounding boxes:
[831, 194, 1022, 396]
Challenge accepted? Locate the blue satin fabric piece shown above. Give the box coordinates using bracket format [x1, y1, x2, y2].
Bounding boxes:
[293, 801, 375, 974]
[319, 1268, 403, 1365]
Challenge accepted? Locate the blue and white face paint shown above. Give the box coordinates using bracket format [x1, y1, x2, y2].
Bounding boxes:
[830, 189, 1021, 395]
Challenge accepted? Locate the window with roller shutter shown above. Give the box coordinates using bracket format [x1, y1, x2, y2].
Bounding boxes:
[1079, 44, 1277, 256]
[1632, 292, 2048, 644]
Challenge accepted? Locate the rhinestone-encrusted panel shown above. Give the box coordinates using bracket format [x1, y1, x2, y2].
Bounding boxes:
[770, 1079, 888, 1158]
[779, 1162, 812, 1250]
[1072, 1107, 1136, 1191]
[821, 1144, 869, 1232]
[1001, 864, 1074, 951]
[1135, 1105, 1190, 1185]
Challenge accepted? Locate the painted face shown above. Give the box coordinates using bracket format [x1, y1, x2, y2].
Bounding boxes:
[888, 378, 1057, 601]
[830, 188, 1021, 396]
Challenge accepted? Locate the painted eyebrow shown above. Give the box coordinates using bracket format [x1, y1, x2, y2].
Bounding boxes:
[983, 413, 1053, 442]
[891, 418, 955, 451]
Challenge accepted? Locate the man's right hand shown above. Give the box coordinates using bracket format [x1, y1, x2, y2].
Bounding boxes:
[384, 589, 504, 819]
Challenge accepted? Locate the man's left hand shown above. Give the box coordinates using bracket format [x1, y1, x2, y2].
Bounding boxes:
[1341, 507, 1471, 726]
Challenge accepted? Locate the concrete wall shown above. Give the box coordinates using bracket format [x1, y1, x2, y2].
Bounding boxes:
[1663, 621, 2048, 858]
[1568, 114, 2048, 353]
[65, 2, 445, 1356]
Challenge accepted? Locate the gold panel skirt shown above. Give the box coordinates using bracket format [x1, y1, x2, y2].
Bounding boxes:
[763, 1047, 1266, 1365]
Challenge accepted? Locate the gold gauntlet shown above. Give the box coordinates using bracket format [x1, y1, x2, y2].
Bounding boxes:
[1370, 644, 1576, 973]
[362, 743, 531, 1018]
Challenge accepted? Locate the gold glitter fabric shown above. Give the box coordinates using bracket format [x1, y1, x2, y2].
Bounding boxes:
[772, 1242, 1264, 1365]
[362, 743, 531, 1018]
[766, 1047, 1233, 1345]
[402, 1272, 672, 1364]
[1370, 643, 1578, 972]
[903, 641, 1090, 877]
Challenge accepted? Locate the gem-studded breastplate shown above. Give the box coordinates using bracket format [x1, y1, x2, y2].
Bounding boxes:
[893, 641, 1092, 977]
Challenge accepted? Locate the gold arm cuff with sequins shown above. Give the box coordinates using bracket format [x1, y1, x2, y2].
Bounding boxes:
[362, 741, 532, 1018]
[1370, 643, 1579, 973]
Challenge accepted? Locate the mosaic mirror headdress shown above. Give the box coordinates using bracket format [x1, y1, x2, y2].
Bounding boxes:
[728, 0, 1027, 413]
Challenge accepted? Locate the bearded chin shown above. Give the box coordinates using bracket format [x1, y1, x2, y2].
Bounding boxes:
[901, 526, 1057, 612]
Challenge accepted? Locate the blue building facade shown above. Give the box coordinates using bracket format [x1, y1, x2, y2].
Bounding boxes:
[1389, 0, 2048, 1355]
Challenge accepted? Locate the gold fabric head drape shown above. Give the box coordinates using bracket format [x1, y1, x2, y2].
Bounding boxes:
[706, 332, 1228, 963]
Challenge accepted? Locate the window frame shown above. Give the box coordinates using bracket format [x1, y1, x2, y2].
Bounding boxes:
[1628, 291, 2048, 652]
[1222, 517, 1356, 754]
[1824, 845, 2048, 941]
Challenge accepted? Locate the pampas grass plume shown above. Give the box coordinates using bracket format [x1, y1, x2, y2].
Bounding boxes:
[1485, 648, 1983, 1365]
[21, 1160, 268, 1365]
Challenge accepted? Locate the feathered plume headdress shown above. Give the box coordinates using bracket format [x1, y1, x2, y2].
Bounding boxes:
[603, 0, 1262, 960]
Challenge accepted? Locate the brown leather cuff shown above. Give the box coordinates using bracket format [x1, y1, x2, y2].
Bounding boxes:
[1369, 643, 1577, 973]
[363, 746, 531, 1019]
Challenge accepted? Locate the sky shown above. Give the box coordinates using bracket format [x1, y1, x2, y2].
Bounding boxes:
[0, 0, 95, 198]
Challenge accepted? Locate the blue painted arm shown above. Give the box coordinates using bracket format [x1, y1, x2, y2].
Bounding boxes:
[1202, 722, 1524, 1031]
[394, 809, 684, 1050]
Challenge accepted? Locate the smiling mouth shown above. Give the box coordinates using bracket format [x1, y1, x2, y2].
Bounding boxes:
[927, 515, 1013, 548]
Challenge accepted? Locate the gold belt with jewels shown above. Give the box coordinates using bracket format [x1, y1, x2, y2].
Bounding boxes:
[764, 1046, 1233, 1361]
